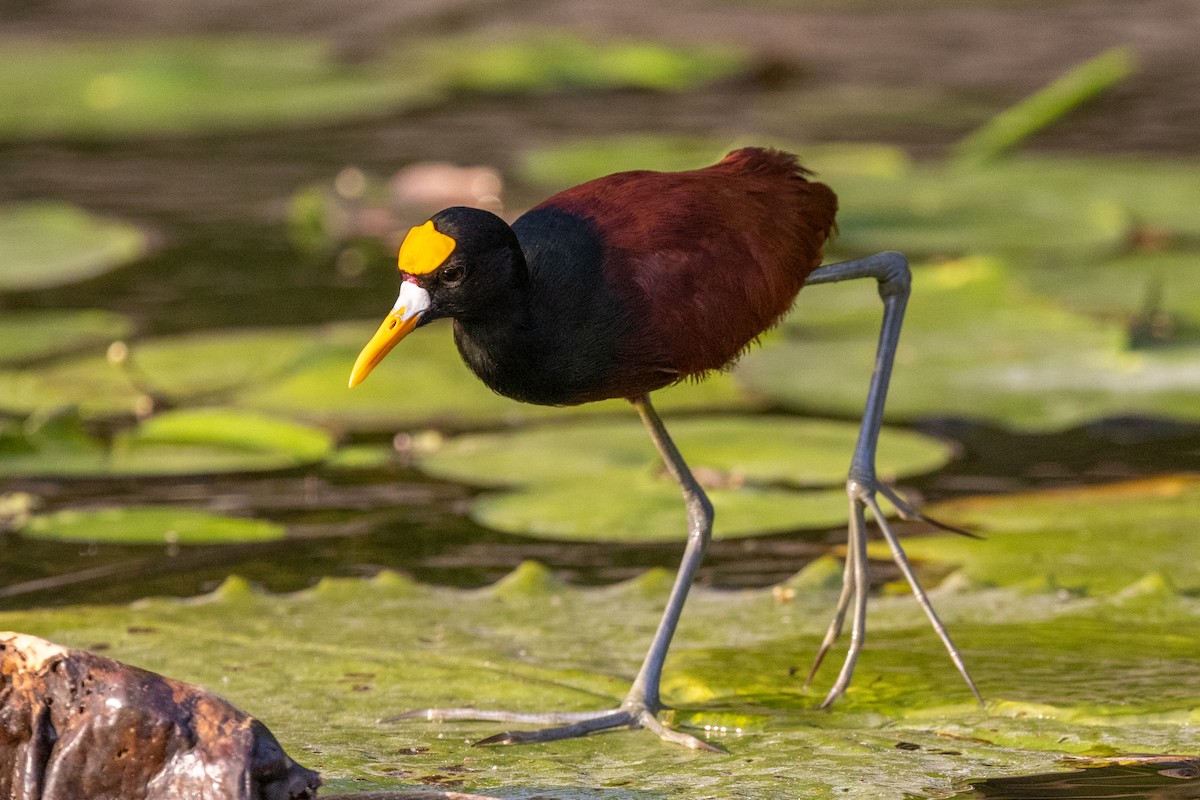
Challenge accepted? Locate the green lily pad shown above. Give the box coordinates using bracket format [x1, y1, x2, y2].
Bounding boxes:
[1023, 251, 1200, 342]
[130, 329, 322, 400]
[0, 203, 147, 291]
[831, 155, 1200, 261]
[418, 416, 952, 488]
[900, 475, 1200, 596]
[0, 326, 338, 419]
[2, 560, 1199, 796]
[415, 416, 952, 541]
[824, 161, 1127, 261]
[0, 356, 145, 419]
[0, 309, 131, 366]
[737, 256, 1200, 428]
[445, 33, 745, 94]
[126, 408, 335, 462]
[17, 506, 284, 545]
[0, 408, 333, 477]
[0, 34, 746, 138]
[0, 37, 436, 138]
[475, 479, 851, 541]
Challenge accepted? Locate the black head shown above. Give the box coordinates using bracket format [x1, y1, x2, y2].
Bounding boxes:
[348, 206, 526, 388]
[413, 206, 526, 325]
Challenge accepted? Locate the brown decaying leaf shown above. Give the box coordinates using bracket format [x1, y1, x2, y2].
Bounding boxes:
[0, 632, 320, 800]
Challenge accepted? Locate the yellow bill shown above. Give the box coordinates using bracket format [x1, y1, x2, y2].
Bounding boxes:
[348, 281, 432, 388]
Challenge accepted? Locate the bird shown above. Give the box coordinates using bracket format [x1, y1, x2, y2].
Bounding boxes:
[349, 147, 981, 751]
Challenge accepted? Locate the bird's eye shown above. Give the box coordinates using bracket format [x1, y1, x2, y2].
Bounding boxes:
[441, 264, 464, 285]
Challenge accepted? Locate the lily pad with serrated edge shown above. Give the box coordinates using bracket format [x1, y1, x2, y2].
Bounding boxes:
[2, 558, 1200, 795]
[899, 475, 1200, 596]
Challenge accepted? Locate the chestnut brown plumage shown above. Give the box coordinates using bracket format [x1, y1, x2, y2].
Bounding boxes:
[527, 148, 836, 397]
[350, 147, 980, 751]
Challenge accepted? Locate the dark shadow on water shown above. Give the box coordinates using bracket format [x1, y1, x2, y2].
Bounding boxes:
[948, 760, 1200, 800]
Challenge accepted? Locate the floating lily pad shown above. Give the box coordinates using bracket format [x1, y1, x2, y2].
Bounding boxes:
[475, 479, 851, 541]
[738, 257, 1200, 428]
[0, 203, 147, 291]
[901, 475, 1200, 595]
[17, 506, 284, 545]
[0, 325, 343, 420]
[130, 329, 322, 400]
[0, 37, 435, 138]
[418, 416, 952, 488]
[830, 162, 1130, 260]
[834, 156, 1200, 261]
[125, 408, 335, 462]
[1023, 251, 1200, 342]
[0, 408, 333, 477]
[2, 559, 1199, 796]
[0, 359, 143, 419]
[445, 33, 745, 94]
[0, 34, 747, 138]
[0, 310, 131, 366]
[415, 416, 952, 541]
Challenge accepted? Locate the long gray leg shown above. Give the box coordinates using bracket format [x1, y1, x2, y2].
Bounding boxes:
[390, 394, 719, 751]
[801, 251, 982, 706]
[624, 394, 713, 718]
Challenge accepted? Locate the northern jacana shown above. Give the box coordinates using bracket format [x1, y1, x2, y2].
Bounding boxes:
[350, 148, 980, 750]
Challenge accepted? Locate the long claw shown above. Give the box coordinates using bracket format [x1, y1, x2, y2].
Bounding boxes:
[638, 711, 726, 752]
[382, 707, 612, 725]
[472, 711, 634, 747]
[819, 495, 870, 708]
[863, 493, 985, 706]
[386, 395, 718, 752]
[802, 537, 856, 690]
[877, 484, 983, 539]
[390, 703, 717, 750]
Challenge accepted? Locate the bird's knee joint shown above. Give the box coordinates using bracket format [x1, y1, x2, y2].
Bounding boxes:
[845, 476, 875, 500]
[875, 252, 911, 299]
[687, 496, 714, 535]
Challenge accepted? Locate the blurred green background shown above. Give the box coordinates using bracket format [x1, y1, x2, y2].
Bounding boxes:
[3, 1, 1200, 796]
